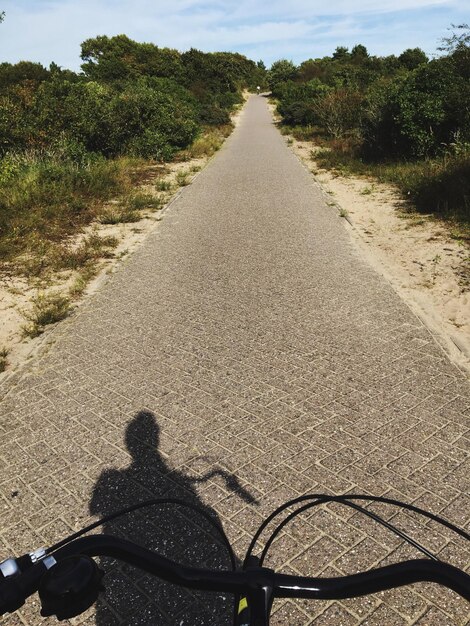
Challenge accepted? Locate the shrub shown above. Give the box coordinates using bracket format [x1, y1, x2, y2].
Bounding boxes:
[276, 80, 330, 126]
[199, 104, 231, 126]
[400, 154, 470, 217]
[362, 59, 470, 159]
[313, 89, 363, 138]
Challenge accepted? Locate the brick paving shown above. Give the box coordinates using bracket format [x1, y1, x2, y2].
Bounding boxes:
[0, 96, 469, 625]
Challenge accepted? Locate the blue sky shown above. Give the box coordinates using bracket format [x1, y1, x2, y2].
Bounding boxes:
[0, 0, 468, 70]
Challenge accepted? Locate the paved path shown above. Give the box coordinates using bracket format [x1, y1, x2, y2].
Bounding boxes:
[1, 96, 469, 625]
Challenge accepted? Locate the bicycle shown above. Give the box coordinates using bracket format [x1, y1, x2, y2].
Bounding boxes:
[1, 493, 469, 625]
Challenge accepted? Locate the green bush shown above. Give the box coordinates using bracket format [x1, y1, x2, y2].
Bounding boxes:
[276, 80, 329, 126]
[362, 58, 470, 159]
[0, 75, 200, 160]
[199, 104, 231, 126]
[401, 154, 470, 217]
[0, 36, 261, 165]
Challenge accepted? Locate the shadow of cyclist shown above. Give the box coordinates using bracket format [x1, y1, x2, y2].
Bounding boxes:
[90, 410, 256, 625]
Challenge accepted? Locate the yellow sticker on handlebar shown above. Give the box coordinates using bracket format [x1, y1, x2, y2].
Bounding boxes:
[238, 597, 248, 614]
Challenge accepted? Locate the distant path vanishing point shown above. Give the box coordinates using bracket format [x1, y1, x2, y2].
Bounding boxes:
[0, 96, 469, 625]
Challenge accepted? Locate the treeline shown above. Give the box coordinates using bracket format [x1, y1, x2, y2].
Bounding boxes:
[271, 27, 470, 221]
[0, 35, 265, 160]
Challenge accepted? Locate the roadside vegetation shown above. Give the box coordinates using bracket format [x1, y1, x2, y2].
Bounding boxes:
[0, 36, 266, 272]
[0, 30, 267, 348]
[271, 25, 470, 235]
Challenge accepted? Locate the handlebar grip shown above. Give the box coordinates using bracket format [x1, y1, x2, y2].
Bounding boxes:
[0, 578, 26, 615]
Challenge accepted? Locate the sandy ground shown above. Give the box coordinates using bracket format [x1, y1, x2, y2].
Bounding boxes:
[0, 101, 248, 376]
[289, 137, 470, 376]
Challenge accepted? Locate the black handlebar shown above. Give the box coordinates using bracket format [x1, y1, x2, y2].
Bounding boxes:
[52, 534, 470, 601]
[1, 533, 469, 622]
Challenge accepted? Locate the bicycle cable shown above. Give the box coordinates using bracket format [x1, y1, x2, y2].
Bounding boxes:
[46, 498, 236, 571]
[246, 494, 470, 566]
[258, 497, 438, 565]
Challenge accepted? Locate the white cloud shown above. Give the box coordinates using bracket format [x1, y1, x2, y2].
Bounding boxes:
[231, 0, 450, 19]
[0, 0, 463, 69]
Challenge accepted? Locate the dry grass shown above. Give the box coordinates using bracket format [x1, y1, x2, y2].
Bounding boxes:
[15, 232, 119, 278]
[68, 264, 99, 299]
[182, 124, 233, 159]
[21, 292, 71, 338]
[0, 347, 9, 372]
[176, 170, 191, 186]
[98, 206, 141, 224]
[126, 192, 163, 210]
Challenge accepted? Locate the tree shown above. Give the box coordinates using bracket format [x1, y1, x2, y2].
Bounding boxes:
[313, 88, 363, 138]
[438, 24, 470, 79]
[398, 48, 428, 70]
[332, 46, 349, 61]
[438, 23, 470, 53]
[81, 35, 184, 82]
[268, 59, 298, 93]
[351, 44, 369, 62]
[0, 61, 50, 91]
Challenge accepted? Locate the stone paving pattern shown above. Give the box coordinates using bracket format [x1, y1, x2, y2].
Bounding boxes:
[0, 96, 469, 625]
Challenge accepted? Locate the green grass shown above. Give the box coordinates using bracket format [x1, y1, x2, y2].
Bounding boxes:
[0, 152, 143, 267]
[126, 192, 163, 210]
[185, 125, 232, 158]
[21, 292, 71, 338]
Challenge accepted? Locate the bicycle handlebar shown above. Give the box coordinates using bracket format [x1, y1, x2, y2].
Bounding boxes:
[1, 533, 469, 621]
[54, 534, 470, 600]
